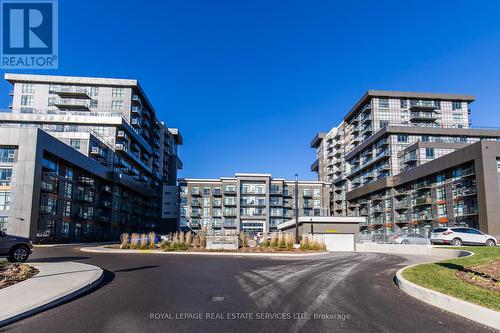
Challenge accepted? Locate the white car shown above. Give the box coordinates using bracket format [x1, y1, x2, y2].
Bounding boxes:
[430, 227, 497, 246]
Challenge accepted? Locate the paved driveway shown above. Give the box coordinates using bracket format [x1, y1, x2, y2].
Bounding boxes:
[2, 246, 494, 333]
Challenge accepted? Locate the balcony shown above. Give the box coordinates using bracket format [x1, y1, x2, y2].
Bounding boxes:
[51, 86, 90, 99]
[395, 202, 410, 210]
[212, 200, 222, 207]
[191, 200, 201, 207]
[409, 101, 438, 111]
[223, 210, 237, 217]
[190, 211, 201, 217]
[414, 197, 433, 206]
[131, 119, 141, 128]
[402, 153, 418, 164]
[224, 188, 237, 195]
[223, 220, 237, 228]
[213, 189, 222, 196]
[53, 98, 90, 111]
[132, 95, 141, 105]
[410, 112, 439, 122]
[117, 131, 129, 141]
[191, 189, 201, 196]
[224, 200, 236, 206]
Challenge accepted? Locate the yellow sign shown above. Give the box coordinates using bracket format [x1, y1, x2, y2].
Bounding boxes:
[325, 229, 337, 233]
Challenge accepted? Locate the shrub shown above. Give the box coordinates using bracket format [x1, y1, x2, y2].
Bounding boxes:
[130, 233, 140, 249]
[179, 231, 185, 244]
[270, 232, 278, 247]
[120, 233, 129, 249]
[239, 232, 248, 248]
[148, 232, 156, 249]
[185, 231, 192, 245]
[192, 235, 200, 248]
[139, 233, 148, 250]
[199, 234, 207, 248]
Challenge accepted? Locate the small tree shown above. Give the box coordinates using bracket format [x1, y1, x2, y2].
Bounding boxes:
[130, 233, 140, 249]
[239, 232, 248, 248]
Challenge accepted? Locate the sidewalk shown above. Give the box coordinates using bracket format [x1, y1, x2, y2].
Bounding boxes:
[34, 241, 116, 248]
[0, 261, 103, 327]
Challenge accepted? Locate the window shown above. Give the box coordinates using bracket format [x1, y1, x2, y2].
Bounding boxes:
[90, 99, 98, 108]
[313, 188, 320, 197]
[112, 87, 124, 97]
[62, 221, 70, 238]
[0, 148, 16, 163]
[111, 100, 124, 110]
[436, 187, 445, 200]
[452, 101, 462, 110]
[397, 135, 408, 142]
[48, 97, 55, 106]
[313, 199, 321, 208]
[21, 83, 34, 94]
[435, 101, 441, 110]
[425, 148, 435, 158]
[90, 86, 99, 96]
[74, 223, 82, 238]
[203, 187, 210, 195]
[379, 98, 389, 108]
[69, 139, 81, 150]
[65, 167, 73, 180]
[20, 107, 33, 113]
[0, 216, 7, 231]
[0, 192, 11, 210]
[400, 99, 407, 108]
[0, 169, 12, 186]
[21, 95, 33, 106]
[422, 135, 429, 142]
[303, 188, 311, 197]
[453, 113, 463, 123]
[380, 120, 389, 128]
[63, 201, 71, 217]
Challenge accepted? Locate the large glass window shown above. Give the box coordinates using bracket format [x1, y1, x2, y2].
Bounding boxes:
[112, 87, 124, 97]
[0, 147, 16, 163]
[452, 101, 462, 110]
[0, 168, 12, 186]
[20, 95, 33, 106]
[21, 83, 34, 93]
[0, 216, 7, 231]
[379, 98, 390, 108]
[69, 139, 81, 150]
[111, 100, 124, 109]
[0, 192, 11, 210]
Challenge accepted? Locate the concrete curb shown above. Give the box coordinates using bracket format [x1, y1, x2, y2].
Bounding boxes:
[394, 252, 500, 330]
[80, 245, 329, 257]
[34, 241, 115, 248]
[0, 262, 103, 328]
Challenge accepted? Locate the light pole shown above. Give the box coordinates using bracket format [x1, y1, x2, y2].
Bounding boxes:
[294, 173, 299, 243]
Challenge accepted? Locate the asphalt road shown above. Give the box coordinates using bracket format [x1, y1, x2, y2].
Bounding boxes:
[1, 246, 495, 333]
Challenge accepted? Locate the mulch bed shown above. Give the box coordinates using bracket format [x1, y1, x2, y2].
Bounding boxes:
[0, 262, 39, 289]
[456, 259, 500, 293]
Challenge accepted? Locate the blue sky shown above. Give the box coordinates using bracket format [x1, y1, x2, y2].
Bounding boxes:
[1, 0, 500, 180]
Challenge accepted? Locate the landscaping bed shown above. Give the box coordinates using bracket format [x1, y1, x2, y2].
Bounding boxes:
[402, 246, 500, 311]
[0, 261, 38, 289]
[111, 231, 327, 254]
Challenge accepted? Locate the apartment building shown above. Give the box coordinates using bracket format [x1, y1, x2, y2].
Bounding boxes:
[178, 174, 329, 235]
[0, 74, 183, 242]
[312, 90, 500, 239]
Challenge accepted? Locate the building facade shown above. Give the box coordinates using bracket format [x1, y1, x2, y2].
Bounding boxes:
[312, 90, 500, 239]
[178, 174, 330, 235]
[0, 74, 183, 242]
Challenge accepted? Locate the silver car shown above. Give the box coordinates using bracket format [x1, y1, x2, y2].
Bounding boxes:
[393, 233, 430, 245]
[0, 230, 34, 262]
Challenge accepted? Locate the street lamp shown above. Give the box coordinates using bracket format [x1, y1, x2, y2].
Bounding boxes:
[294, 173, 299, 243]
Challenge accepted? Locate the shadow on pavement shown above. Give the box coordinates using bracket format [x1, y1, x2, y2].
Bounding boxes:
[114, 265, 159, 273]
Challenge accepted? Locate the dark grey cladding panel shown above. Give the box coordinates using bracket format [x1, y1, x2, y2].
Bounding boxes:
[397, 141, 470, 157]
[311, 133, 326, 148]
[345, 140, 500, 201]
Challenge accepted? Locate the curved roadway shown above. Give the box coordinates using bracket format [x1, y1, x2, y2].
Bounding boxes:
[3, 245, 495, 333]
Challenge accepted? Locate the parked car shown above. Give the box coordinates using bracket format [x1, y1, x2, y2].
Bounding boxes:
[0, 231, 34, 262]
[393, 233, 430, 245]
[430, 227, 497, 246]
